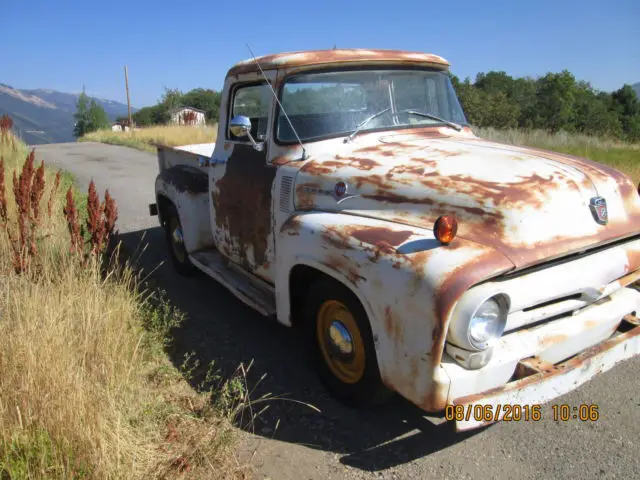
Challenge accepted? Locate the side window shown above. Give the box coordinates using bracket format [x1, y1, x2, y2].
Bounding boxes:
[229, 83, 271, 141]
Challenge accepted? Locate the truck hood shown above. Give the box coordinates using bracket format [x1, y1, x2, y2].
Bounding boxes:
[295, 132, 640, 269]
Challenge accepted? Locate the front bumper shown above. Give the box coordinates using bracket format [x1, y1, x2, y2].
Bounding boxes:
[452, 313, 640, 431]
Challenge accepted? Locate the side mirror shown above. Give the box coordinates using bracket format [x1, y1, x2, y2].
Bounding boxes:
[229, 115, 251, 138]
[229, 115, 264, 152]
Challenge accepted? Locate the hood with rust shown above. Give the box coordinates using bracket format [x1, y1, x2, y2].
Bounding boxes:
[294, 131, 640, 269]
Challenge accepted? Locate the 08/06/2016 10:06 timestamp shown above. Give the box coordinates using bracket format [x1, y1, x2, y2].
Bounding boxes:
[445, 404, 600, 423]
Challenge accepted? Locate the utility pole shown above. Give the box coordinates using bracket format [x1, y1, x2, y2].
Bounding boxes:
[124, 66, 133, 129]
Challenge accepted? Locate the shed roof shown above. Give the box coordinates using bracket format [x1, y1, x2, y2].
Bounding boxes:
[226, 48, 450, 77]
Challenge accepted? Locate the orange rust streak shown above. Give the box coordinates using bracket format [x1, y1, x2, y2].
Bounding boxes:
[226, 49, 450, 76]
[300, 160, 335, 175]
[350, 226, 413, 248]
[383, 306, 404, 344]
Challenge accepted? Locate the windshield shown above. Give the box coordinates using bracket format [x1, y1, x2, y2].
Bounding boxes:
[276, 68, 468, 143]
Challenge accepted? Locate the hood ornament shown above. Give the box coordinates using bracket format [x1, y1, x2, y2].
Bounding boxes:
[589, 197, 608, 225]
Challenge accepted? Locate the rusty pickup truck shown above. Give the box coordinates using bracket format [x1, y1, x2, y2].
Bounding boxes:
[150, 49, 640, 431]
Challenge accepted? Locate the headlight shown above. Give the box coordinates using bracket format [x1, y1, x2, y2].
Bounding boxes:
[446, 293, 509, 353]
[468, 298, 505, 349]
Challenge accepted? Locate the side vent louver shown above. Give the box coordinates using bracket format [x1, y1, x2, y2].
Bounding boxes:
[279, 176, 294, 213]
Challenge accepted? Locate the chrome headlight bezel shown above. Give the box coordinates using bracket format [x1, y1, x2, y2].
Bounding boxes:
[447, 292, 510, 352]
[467, 295, 509, 350]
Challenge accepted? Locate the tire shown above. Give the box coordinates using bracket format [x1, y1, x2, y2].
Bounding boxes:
[163, 203, 197, 276]
[303, 278, 394, 408]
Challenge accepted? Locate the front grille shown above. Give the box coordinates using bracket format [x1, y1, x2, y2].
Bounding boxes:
[522, 293, 583, 312]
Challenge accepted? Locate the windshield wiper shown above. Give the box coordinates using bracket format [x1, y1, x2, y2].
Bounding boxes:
[344, 107, 462, 143]
[344, 107, 391, 143]
[399, 109, 462, 131]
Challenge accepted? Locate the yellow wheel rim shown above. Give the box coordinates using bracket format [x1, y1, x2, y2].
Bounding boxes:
[316, 300, 366, 384]
[169, 217, 186, 263]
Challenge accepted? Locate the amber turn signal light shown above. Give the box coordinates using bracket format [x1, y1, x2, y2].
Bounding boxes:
[434, 215, 458, 245]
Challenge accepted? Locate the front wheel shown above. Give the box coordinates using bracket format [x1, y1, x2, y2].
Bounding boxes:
[303, 278, 394, 408]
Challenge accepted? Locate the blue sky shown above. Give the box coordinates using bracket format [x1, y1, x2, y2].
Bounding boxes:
[2, 0, 639, 107]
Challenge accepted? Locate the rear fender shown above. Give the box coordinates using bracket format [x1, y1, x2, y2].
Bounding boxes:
[155, 166, 215, 253]
[275, 212, 514, 411]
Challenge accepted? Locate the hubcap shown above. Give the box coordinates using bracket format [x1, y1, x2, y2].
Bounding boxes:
[328, 321, 354, 358]
[172, 225, 184, 246]
[169, 218, 186, 263]
[316, 300, 365, 384]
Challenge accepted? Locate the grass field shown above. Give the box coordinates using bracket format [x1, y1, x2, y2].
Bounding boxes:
[0, 131, 247, 479]
[475, 127, 640, 184]
[80, 125, 218, 153]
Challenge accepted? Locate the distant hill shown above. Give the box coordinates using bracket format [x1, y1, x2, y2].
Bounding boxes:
[0, 84, 135, 145]
[633, 82, 640, 98]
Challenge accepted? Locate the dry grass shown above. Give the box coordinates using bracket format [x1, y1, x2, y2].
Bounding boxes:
[474, 127, 640, 184]
[80, 125, 218, 153]
[0, 130, 250, 479]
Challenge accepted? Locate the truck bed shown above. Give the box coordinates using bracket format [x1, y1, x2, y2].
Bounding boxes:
[173, 143, 216, 158]
[156, 142, 215, 171]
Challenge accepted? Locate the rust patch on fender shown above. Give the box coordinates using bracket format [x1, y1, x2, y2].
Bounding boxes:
[383, 306, 403, 344]
[350, 226, 413, 251]
[321, 226, 352, 250]
[272, 155, 294, 166]
[281, 215, 302, 236]
[213, 145, 276, 269]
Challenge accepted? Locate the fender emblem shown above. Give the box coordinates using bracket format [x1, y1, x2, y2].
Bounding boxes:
[589, 197, 608, 225]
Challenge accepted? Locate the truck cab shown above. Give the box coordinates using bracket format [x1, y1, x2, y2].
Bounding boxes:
[151, 49, 640, 430]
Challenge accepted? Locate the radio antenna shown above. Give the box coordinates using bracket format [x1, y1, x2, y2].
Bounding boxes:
[245, 44, 308, 160]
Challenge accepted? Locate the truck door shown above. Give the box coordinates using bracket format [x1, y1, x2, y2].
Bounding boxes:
[208, 74, 277, 281]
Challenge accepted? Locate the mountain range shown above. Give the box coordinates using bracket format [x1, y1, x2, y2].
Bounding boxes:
[0, 84, 135, 145]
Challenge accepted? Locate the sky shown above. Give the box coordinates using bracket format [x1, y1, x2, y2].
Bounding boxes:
[1, 0, 639, 108]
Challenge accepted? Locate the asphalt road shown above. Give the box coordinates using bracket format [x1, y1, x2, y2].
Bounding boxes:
[35, 142, 640, 480]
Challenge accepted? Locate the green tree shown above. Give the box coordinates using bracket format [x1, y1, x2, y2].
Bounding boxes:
[455, 78, 486, 126]
[533, 70, 578, 132]
[73, 92, 91, 137]
[88, 100, 109, 131]
[73, 92, 110, 136]
[484, 91, 520, 128]
[611, 85, 640, 140]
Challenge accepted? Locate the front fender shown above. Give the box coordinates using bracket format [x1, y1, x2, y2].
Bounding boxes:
[275, 212, 514, 411]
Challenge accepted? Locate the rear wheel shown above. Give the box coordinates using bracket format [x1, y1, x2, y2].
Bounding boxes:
[303, 278, 394, 407]
[163, 204, 197, 276]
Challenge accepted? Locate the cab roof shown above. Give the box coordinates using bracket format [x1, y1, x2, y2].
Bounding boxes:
[226, 48, 450, 77]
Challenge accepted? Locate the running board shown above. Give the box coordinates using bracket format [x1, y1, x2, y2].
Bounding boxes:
[189, 250, 276, 317]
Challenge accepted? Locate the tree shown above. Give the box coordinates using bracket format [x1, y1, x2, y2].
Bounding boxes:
[533, 70, 578, 132]
[73, 92, 110, 136]
[88, 100, 109, 131]
[455, 78, 485, 126]
[73, 92, 91, 137]
[611, 85, 640, 140]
